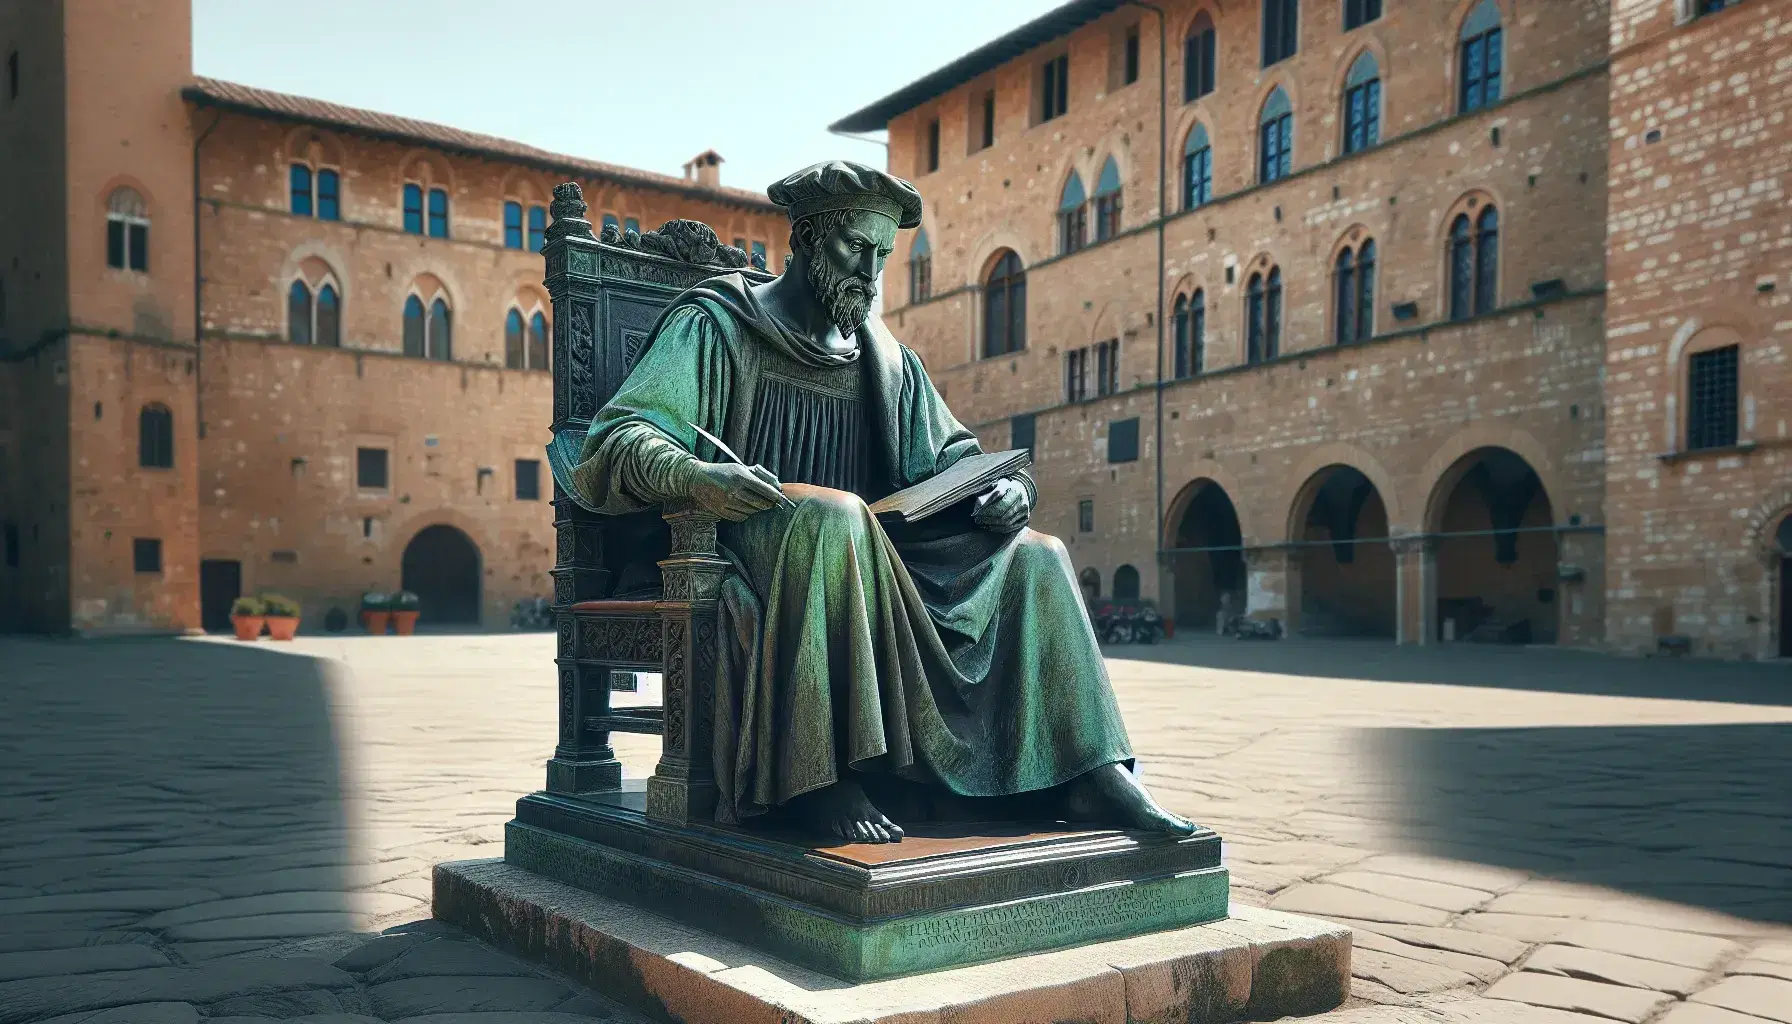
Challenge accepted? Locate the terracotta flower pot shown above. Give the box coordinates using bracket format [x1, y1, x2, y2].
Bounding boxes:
[362, 610, 391, 634]
[265, 616, 300, 641]
[232, 615, 265, 641]
[391, 610, 420, 636]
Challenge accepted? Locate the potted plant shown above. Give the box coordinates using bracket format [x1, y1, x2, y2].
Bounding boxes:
[230, 596, 266, 641]
[390, 591, 422, 636]
[361, 592, 391, 635]
[261, 593, 301, 641]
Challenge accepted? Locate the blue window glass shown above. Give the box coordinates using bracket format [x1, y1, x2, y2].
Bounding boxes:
[527, 206, 546, 252]
[528, 311, 548, 370]
[1182, 124, 1212, 210]
[601, 213, 620, 235]
[317, 169, 339, 221]
[403, 295, 426, 356]
[288, 280, 312, 344]
[750, 240, 767, 267]
[503, 201, 523, 249]
[1343, 52, 1381, 154]
[1259, 87, 1293, 184]
[316, 283, 340, 346]
[402, 184, 423, 235]
[290, 164, 312, 216]
[427, 188, 448, 238]
[1459, 1, 1503, 113]
[505, 308, 526, 368]
[623, 217, 640, 235]
[427, 298, 451, 359]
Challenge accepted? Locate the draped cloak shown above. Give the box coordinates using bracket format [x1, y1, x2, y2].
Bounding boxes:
[572, 273, 1132, 824]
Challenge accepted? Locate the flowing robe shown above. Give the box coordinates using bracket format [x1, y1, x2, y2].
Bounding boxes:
[572, 274, 1132, 824]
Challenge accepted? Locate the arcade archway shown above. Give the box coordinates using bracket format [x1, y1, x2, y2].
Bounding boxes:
[401, 524, 482, 626]
[1428, 447, 1558, 645]
[1292, 465, 1395, 637]
[1777, 516, 1792, 657]
[1170, 479, 1245, 631]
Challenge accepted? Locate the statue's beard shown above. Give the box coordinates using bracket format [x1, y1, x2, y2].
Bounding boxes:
[806, 256, 875, 339]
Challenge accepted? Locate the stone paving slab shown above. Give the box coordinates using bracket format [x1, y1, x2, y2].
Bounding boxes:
[1484, 972, 1676, 1023]
[1270, 882, 1457, 926]
[1522, 942, 1709, 996]
[1687, 974, 1792, 1022]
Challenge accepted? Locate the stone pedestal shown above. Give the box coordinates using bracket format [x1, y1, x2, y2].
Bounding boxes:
[434, 857, 1353, 1024]
[492, 785, 1229, 982]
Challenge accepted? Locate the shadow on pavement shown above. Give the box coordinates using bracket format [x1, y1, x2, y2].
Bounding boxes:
[1113, 634, 1792, 707]
[1364, 722, 1792, 924]
[0, 636, 352, 953]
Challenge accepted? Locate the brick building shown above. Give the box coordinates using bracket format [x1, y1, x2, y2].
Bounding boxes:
[833, 0, 1786, 656]
[0, 0, 788, 634]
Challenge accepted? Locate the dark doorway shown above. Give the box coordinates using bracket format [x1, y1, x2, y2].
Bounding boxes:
[1293, 465, 1395, 638]
[200, 560, 242, 632]
[401, 525, 482, 626]
[1171, 480, 1245, 632]
[1778, 517, 1792, 658]
[1429, 447, 1557, 645]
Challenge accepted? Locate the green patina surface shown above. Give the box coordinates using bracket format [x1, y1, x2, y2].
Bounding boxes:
[506, 821, 1229, 981]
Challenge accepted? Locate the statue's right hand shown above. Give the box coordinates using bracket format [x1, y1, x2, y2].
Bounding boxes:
[687, 462, 793, 521]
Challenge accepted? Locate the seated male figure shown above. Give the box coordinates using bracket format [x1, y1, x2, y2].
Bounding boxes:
[572, 161, 1192, 844]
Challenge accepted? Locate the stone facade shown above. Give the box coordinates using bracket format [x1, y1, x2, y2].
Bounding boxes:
[0, 0, 788, 634]
[1603, 0, 1792, 659]
[858, 0, 1787, 656]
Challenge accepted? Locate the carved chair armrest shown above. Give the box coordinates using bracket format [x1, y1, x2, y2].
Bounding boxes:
[647, 500, 730, 825]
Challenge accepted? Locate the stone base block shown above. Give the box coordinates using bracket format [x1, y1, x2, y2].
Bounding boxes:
[435, 858, 1352, 1024]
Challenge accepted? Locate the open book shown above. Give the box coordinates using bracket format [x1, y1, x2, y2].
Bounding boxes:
[866, 449, 1033, 524]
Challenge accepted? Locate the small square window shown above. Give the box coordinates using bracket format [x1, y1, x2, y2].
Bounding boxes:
[356, 447, 389, 490]
[1011, 413, 1036, 454]
[515, 459, 541, 501]
[1107, 417, 1140, 463]
[133, 538, 162, 574]
[1078, 499, 1095, 533]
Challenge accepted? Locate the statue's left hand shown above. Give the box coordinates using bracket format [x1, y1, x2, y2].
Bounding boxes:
[972, 477, 1030, 534]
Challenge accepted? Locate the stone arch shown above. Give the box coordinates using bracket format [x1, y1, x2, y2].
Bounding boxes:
[1281, 443, 1405, 537]
[97, 174, 154, 217]
[1167, 475, 1248, 629]
[1088, 301, 1122, 347]
[499, 167, 549, 205]
[1418, 424, 1566, 534]
[965, 230, 1035, 288]
[400, 521, 484, 626]
[1437, 188, 1503, 313]
[397, 149, 457, 194]
[1447, 0, 1512, 98]
[1327, 223, 1377, 342]
[1287, 460, 1398, 638]
[1665, 323, 1747, 452]
[1249, 75, 1301, 149]
[1087, 130, 1135, 201]
[1169, 0, 1228, 52]
[1329, 37, 1390, 106]
[275, 241, 353, 306]
[1424, 445, 1560, 644]
[279, 125, 348, 172]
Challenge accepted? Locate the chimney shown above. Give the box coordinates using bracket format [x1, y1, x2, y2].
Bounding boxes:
[683, 149, 724, 188]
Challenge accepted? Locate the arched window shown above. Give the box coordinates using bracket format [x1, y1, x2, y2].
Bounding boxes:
[908, 228, 933, 304]
[983, 250, 1026, 357]
[1335, 239, 1375, 344]
[624, 217, 641, 235]
[1183, 11, 1216, 101]
[1247, 267, 1282, 363]
[403, 295, 426, 357]
[1342, 52, 1381, 154]
[427, 298, 452, 360]
[1448, 205, 1499, 319]
[1058, 172, 1088, 255]
[529, 311, 549, 370]
[1174, 289, 1206, 378]
[505, 309, 526, 369]
[288, 281, 313, 344]
[316, 283, 340, 346]
[1093, 157, 1123, 242]
[402, 184, 423, 235]
[503, 201, 523, 249]
[1113, 564, 1141, 601]
[527, 206, 547, 252]
[1258, 87, 1293, 184]
[106, 187, 149, 272]
[139, 404, 174, 469]
[1459, 0, 1503, 113]
[601, 213, 620, 236]
[1183, 124, 1213, 211]
[427, 188, 449, 238]
[290, 164, 313, 217]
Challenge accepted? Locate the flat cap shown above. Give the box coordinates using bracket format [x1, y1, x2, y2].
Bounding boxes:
[767, 160, 923, 230]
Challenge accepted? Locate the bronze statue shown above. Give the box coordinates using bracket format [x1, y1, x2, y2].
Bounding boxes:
[571, 161, 1192, 844]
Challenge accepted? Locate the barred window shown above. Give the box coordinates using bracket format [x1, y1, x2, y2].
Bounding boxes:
[1686, 345, 1740, 451]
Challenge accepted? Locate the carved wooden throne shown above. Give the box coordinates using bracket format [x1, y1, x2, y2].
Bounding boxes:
[540, 182, 773, 825]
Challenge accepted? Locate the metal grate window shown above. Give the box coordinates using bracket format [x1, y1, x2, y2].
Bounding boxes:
[1686, 345, 1740, 451]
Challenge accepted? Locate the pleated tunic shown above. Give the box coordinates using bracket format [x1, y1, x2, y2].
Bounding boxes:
[572, 274, 1133, 824]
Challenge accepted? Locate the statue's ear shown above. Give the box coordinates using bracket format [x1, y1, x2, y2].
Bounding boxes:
[791, 216, 819, 253]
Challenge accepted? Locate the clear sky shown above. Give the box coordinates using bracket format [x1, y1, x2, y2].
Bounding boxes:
[191, 0, 1065, 195]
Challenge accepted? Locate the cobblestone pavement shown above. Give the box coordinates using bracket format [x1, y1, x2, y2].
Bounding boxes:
[1, 633, 1788, 1023]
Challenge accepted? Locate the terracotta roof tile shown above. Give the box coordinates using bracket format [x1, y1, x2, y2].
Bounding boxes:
[184, 76, 778, 212]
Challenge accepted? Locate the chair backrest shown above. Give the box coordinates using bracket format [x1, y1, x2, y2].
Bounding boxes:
[541, 182, 775, 606]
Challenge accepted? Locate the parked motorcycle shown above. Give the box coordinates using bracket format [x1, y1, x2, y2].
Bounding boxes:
[510, 596, 554, 632]
[1222, 614, 1284, 640]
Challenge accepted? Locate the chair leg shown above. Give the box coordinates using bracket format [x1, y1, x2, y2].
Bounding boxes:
[547, 648, 623, 796]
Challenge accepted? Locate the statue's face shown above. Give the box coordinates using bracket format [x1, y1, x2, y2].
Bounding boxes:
[802, 209, 897, 338]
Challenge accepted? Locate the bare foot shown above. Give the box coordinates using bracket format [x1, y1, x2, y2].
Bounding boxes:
[1063, 763, 1197, 835]
[793, 778, 905, 844]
